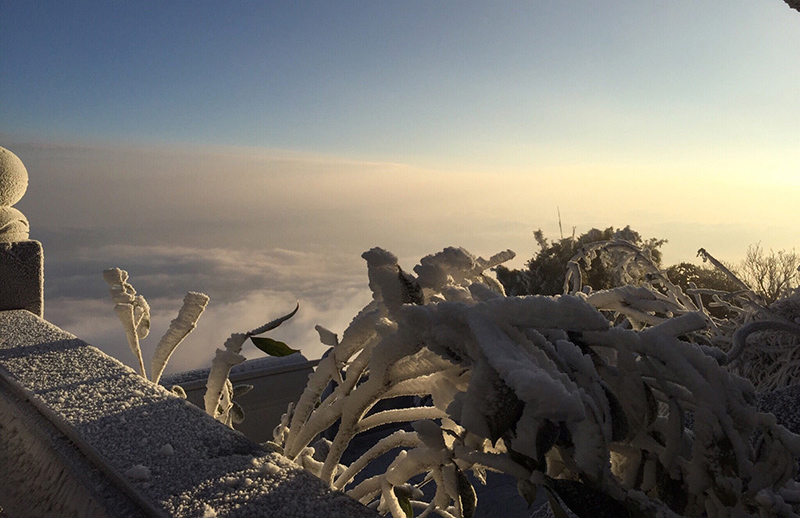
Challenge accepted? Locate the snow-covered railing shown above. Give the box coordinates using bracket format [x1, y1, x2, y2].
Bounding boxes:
[0, 309, 376, 518]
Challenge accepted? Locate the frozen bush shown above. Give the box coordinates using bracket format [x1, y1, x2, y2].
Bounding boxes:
[271, 246, 800, 518]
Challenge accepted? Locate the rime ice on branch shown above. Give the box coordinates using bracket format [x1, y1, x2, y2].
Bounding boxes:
[0, 146, 43, 316]
[273, 245, 800, 518]
[103, 268, 209, 381]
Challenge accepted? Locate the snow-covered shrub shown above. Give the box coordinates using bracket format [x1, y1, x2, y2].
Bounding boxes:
[565, 241, 800, 392]
[272, 247, 800, 518]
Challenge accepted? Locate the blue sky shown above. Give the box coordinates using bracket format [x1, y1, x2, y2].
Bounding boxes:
[2, 1, 800, 370]
[4, 1, 800, 168]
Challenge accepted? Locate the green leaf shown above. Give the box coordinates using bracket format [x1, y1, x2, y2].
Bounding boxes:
[250, 336, 300, 356]
[250, 336, 300, 357]
[393, 488, 414, 518]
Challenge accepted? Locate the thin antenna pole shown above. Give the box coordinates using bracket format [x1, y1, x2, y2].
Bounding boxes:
[557, 207, 564, 240]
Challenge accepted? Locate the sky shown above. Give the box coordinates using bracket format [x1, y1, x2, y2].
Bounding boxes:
[1, 1, 799, 373]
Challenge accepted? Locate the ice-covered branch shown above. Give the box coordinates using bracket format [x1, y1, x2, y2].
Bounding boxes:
[271, 246, 800, 517]
[103, 268, 150, 377]
[204, 334, 247, 421]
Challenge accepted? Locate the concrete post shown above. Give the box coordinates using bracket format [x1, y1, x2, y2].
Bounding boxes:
[0, 146, 43, 316]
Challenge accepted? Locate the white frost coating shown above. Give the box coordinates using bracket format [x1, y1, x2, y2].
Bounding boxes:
[272, 245, 800, 518]
[151, 291, 209, 384]
[104, 268, 210, 386]
[204, 335, 247, 420]
[362, 247, 407, 312]
[104, 268, 150, 377]
[315, 325, 339, 346]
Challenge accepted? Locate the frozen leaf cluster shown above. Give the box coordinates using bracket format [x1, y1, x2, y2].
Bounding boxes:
[273, 246, 800, 518]
[566, 241, 800, 392]
[103, 268, 209, 381]
[205, 302, 299, 427]
[103, 268, 299, 428]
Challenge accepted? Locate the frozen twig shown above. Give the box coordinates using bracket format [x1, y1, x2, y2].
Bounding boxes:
[103, 268, 149, 378]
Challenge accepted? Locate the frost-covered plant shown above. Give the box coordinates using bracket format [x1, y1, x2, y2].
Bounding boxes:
[103, 268, 209, 382]
[563, 241, 800, 391]
[205, 303, 299, 427]
[272, 247, 800, 518]
[103, 267, 299, 427]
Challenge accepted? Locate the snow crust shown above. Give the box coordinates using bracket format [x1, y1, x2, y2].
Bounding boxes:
[0, 309, 376, 517]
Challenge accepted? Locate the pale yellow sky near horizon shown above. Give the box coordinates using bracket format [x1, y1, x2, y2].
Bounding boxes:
[13, 138, 799, 268]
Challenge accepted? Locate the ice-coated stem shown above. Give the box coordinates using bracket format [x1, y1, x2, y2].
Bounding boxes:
[334, 430, 419, 490]
[355, 407, 447, 434]
[203, 334, 247, 419]
[103, 268, 150, 378]
[114, 303, 147, 378]
[727, 320, 800, 366]
[285, 339, 376, 458]
[151, 291, 209, 384]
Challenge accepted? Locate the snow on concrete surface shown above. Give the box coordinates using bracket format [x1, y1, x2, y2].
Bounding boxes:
[0, 309, 376, 517]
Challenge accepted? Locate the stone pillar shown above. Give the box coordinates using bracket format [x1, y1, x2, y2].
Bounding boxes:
[0, 146, 43, 317]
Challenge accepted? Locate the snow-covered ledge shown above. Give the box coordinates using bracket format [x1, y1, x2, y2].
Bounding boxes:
[0, 309, 376, 517]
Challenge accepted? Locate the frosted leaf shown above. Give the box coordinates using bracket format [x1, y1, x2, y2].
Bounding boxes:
[246, 301, 299, 336]
[151, 291, 209, 384]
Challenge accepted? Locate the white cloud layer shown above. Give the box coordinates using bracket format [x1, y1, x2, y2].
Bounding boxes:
[45, 244, 375, 374]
